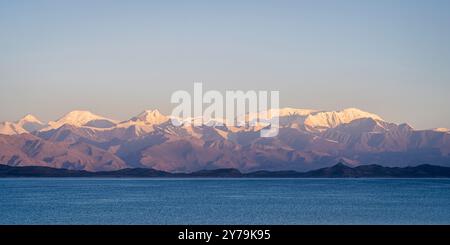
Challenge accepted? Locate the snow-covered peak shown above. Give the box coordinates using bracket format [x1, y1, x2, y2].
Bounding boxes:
[0, 114, 45, 135]
[115, 109, 168, 134]
[17, 114, 43, 125]
[340, 108, 383, 120]
[16, 114, 45, 132]
[0, 121, 28, 135]
[304, 108, 383, 131]
[56, 110, 105, 124]
[45, 110, 116, 130]
[133, 109, 168, 125]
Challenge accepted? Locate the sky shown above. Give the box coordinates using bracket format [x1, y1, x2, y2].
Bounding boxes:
[0, 0, 450, 129]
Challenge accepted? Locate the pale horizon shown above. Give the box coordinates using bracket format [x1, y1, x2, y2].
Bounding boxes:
[1, 0, 450, 129]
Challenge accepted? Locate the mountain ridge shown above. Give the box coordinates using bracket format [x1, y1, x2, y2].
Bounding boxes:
[1, 107, 449, 172]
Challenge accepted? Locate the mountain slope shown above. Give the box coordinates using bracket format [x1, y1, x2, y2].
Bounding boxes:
[0, 133, 127, 171]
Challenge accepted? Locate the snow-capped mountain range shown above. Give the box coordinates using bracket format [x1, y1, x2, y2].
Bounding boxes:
[0, 114, 46, 135]
[0, 108, 449, 172]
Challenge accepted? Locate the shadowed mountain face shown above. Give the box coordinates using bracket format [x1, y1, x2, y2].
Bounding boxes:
[0, 108, 449, 172]
[2, 163, 450, 178]
[0, 134, 126, 171]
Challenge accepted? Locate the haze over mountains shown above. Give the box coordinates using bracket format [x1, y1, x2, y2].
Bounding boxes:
[0, 108, 449, 172]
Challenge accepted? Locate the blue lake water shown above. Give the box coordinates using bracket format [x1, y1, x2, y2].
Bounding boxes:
[0, 178, 449, 224]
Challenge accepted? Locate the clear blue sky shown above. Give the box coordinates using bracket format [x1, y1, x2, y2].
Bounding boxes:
[1, 0, 449, 129]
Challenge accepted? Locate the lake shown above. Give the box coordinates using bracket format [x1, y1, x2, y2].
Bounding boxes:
[1, 178, 449, 224]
